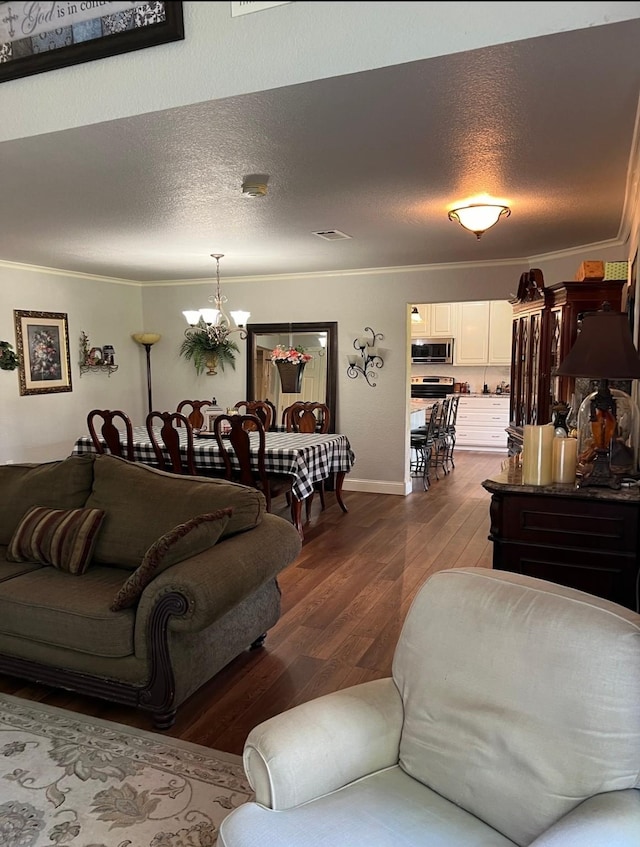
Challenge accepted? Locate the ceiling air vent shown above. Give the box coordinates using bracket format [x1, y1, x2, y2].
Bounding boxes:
[312, 230, 352, 241]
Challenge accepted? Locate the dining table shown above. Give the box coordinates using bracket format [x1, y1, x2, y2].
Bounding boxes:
[71, 426, 356, 537]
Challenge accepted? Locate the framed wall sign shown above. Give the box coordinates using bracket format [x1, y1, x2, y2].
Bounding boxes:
[14, 310, 73, 396]
[0, 1, 184, 83]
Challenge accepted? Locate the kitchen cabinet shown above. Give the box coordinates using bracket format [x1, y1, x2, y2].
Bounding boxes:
[453, 300, 512, 365]
[455, 395, 509, 452]
[488, 300, 513, 364]
[483, 467, 640, 612]
[456, 394, 509, 453]
[454, 302, 490, 364]
[411, 303, 455, 338]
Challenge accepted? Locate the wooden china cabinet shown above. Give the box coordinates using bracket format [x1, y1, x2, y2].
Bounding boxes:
[507, 269, 625, 452]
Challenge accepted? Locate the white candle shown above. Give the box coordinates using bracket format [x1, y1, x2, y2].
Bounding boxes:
[552, 436, 578, 484]
[522, 424, 554, 485]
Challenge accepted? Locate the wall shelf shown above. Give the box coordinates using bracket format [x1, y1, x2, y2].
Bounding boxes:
[79, 363, 119, 377]
[79, 331, 118, 376]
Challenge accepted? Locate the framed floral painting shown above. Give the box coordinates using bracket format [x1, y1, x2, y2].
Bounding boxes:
[13, 310, 72, 396]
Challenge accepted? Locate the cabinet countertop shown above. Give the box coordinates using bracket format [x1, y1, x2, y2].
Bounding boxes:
[483, 460, 640, 503]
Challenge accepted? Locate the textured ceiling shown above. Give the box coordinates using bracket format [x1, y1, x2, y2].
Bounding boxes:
[1, 18, 640, 282]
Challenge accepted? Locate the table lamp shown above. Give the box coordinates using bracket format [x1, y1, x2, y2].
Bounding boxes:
[556, 305, 640, 488]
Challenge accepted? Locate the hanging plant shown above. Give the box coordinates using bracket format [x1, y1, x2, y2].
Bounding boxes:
[0, 340, 18, 371]
[179, 319, 240, 375]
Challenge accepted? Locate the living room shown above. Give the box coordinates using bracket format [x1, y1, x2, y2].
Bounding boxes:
[1, 5, 640, 843]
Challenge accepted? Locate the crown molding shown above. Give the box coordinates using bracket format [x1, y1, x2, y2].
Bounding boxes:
[0, 259, 139, 286]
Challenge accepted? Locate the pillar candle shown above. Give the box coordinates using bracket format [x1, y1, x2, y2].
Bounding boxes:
[522, 424, 554, 485]
[552, 436, 578, 484]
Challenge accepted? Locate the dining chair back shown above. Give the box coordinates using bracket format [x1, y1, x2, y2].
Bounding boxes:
[176, 400, 214, 429]
[87, 409, 134, 461]
[234, 400, 273, 432]
[283, 402, 331, 433]
[214, 414, 294, 517]
[146, 411, 197, 475]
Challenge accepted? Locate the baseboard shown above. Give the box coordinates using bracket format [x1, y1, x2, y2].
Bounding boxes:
[342, 478, 408, 496]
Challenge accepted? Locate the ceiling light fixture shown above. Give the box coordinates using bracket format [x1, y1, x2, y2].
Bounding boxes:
[182, 253, 250, 342]
[448, 204, 511, 239]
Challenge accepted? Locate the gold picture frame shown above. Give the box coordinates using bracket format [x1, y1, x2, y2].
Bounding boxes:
[13, 310, 72, 396]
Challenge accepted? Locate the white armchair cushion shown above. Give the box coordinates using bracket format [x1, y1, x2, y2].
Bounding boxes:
[219, 765, 518, 847]
[393, 569, 640, 846]
[243, 677, 403, 809]
[528, 789, 640, 846]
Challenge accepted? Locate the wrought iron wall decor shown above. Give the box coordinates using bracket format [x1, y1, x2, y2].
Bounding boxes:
[347, 327, 384, 387]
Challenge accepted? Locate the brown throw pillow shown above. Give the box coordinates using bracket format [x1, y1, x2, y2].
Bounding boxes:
[7, 505, 105, 575]
[110, 508, 233, 612]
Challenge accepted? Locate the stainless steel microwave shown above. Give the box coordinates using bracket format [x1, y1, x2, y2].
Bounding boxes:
[411, 338, 454, 364]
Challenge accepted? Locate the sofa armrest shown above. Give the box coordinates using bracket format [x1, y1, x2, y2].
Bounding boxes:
[133, 514, 301, 646]
[243, 677, 403, 810]
[528, 789, 640, 846]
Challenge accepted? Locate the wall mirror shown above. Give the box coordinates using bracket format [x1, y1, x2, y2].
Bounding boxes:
[246, 322, 338, 431]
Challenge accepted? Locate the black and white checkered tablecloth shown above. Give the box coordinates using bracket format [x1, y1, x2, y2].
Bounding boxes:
[72, 426, 355, 501]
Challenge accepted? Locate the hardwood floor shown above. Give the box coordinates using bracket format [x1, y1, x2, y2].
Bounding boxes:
[0, 450, 504, 754]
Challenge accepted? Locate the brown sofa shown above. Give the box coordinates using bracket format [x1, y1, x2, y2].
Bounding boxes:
[0, 454, 302, 728]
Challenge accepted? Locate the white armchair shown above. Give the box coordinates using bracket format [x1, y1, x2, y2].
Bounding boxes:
[219, 568, 640, 847]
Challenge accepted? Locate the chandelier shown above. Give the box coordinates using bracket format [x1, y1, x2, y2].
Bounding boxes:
[182, 253, 250, 342]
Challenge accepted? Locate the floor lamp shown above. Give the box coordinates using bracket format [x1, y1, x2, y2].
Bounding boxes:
[132, 333, 161, 416]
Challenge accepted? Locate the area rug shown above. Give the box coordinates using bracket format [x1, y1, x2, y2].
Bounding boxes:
[0, 693, 253, 847]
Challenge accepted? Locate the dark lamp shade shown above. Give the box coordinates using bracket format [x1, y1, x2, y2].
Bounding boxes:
[556, 311, 640, 379]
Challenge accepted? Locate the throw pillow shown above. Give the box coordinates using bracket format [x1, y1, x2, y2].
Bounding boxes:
[7, 505, 106, 575]
[110, 508, 233, 612]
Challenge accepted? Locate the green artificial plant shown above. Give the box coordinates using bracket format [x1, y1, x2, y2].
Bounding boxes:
[0, 340, 18, 371]
[179, 319, 240, 375]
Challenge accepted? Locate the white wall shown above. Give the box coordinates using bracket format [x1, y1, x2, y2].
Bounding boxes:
[0, 263, 145, 463]
[3, 2, 637, 143]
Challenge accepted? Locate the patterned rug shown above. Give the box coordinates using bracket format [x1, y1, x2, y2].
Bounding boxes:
[0, 693, 252, 846]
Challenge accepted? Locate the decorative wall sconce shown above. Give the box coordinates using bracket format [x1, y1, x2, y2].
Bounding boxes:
[347, 326, 384, 387]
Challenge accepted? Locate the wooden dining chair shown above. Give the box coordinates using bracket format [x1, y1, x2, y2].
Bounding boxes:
[283, 402, 330, 433]
[213, 413, 300, 532]
[87, 409, 134, 460]
[283, 402, 331, 514]
[176, 400, 214, 429]
[146, 411, 197, 475]
[234, 400, 273, 432]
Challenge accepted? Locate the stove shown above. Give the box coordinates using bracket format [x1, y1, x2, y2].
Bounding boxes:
[410, 375, 455, 399]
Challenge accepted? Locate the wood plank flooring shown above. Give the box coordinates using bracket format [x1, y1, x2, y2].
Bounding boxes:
[0, 450, 504, 754]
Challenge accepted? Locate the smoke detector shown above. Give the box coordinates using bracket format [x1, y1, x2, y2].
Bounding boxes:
[242, 180, 268, 198]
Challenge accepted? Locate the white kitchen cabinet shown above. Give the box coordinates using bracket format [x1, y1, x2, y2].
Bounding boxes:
[455, 395, 509, 452]
[488, 300, 513, 365]
[411, 303, 454, 338]
[454, 302, 490, 364]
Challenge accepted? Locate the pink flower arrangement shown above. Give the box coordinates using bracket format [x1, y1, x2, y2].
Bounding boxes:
[270, 345, 312, 364]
